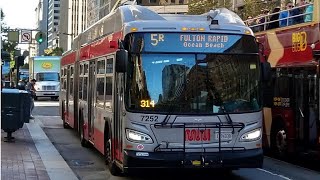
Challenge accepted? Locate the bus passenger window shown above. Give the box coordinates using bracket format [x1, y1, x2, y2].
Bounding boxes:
[83, 77, 88, 100]
[96, 77, 105, 106]
[105, 77, 113, 108]
[106, 58, 113, 73]
[63, 79, 66, 90]
[80, 64, 84, 75]
[70, 78, 74, 96]
[79, 78, 83, 99]
[97, 60, 105, 74]
[84, 64, 89, 74]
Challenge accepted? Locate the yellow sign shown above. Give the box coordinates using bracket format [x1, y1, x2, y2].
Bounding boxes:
[42, 62, 53, 69]
[292, 32, 307, 52]
[140, 100, 155, 108]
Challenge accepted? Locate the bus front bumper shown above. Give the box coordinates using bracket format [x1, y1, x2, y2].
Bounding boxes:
[123, 148, 263, 169]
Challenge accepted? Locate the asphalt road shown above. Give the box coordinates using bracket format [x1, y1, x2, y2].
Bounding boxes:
[33, 100, 320, 180]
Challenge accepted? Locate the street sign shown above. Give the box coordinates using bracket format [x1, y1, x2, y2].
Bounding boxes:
[7, 31, 19, 42]
[21, 30, 32, 43]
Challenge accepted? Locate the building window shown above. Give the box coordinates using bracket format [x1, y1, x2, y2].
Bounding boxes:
[54, 16, 59, 20]
[54, 4, 60, 7]
[54, 10, 60, 13]
[149, 0, 157, 3]
[54, 22, 58, 26]
[171, 0, 175, 4]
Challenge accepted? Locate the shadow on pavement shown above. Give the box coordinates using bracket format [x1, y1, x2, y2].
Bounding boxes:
[126, 169, 244, 180]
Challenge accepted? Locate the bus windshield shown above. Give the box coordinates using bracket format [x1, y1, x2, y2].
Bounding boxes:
[36, 72, 59, 81]
[126, 53, 261, 114]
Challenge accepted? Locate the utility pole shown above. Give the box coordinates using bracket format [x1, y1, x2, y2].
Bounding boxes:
[1, 7, 3, 79]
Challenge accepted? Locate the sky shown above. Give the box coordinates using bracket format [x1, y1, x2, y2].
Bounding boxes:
[0, 0, 39, 51]
[0, 0, 38, 29]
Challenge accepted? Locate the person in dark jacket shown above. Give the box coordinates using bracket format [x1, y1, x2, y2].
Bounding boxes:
[267, 7, 281, 29]
[26, 79, 36, 119]
[290, 0, 306, 25]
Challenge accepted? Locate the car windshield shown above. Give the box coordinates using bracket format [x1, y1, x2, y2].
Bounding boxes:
[36, 72, 59, 81]
[126, 53, 261, 114]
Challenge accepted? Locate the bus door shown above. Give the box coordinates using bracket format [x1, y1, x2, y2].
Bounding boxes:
[294, 71, 306, 144]
[88, 61, 96, 140]
[114, 72, 124, 161]
[307, 74, 318, 146]
[66, 65, 70, 121]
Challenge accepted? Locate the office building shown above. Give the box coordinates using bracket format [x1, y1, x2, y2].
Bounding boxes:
[47, 0, 61, 49]
[35, 0, 48, 56]
[59, 0, 87, 52]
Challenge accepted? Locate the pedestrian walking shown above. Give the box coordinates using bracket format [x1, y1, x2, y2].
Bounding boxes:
[26, 79, 36, 119]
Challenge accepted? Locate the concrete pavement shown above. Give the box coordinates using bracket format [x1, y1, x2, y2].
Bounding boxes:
[1, 116, 78, 180]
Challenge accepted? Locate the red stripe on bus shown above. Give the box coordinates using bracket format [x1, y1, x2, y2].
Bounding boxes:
[79, 31, 123, 61]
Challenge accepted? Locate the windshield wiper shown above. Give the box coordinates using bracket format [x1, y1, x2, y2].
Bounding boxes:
[214, 92, 235, 134]
[161, 100, 176, 125]
[220, 104, 235, 134]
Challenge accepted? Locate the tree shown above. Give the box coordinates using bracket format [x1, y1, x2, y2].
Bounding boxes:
[1, 10, 18, 67]
[44, 47, 63, 56]
[188, 0, 232, 15]
[239, 0, 277, 20]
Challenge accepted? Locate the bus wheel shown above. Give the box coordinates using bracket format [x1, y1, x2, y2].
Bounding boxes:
[105, 138, 121, 176]
[271, 124, 287, 157]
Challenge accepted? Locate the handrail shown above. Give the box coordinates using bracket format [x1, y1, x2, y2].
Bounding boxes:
[244, 3, 314, 32]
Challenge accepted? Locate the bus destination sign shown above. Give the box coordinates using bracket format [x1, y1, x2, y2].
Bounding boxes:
[143, 33, 242, 53]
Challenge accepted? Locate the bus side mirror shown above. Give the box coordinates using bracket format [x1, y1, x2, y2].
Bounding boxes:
[115, 49, 128, 73]
[261, 62, 271, 82]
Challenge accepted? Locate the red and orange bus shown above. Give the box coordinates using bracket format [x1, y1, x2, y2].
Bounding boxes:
[247, 0, 320, 158]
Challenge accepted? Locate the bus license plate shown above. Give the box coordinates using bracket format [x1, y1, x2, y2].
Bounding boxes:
[215, 132, 232, 140]
[185, 129, 211, 142]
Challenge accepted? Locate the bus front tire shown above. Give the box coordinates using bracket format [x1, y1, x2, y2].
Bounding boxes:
[105, 138, 121, 176]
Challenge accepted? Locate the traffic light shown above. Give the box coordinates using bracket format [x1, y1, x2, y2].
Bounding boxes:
[35, 32, 45, 44]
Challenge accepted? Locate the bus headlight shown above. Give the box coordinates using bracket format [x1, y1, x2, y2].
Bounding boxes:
[240, 128, 261, 141]
[126, 129, 153, 144]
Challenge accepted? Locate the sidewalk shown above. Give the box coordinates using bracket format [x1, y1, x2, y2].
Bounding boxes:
[1, 125, 50, 180]
[1, 117, 78, 180]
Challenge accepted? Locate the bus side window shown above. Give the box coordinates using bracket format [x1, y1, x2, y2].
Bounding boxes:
[105, 57, 113, 109]
[70, 78, 74, 97]
[105, 77, 113, 108]
[96, 77, 105, 106]
[79, 77, 83, 100]
[107, 58, 113, 73]
[96, 59, 106, 107]
[83, 77, 88, 100]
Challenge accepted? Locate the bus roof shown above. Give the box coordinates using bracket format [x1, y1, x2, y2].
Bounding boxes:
[72, 5, 252, 50]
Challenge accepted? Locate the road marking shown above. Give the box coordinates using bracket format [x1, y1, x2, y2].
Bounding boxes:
[257, 168, 292, 180]
[26, 118, 78, 180]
